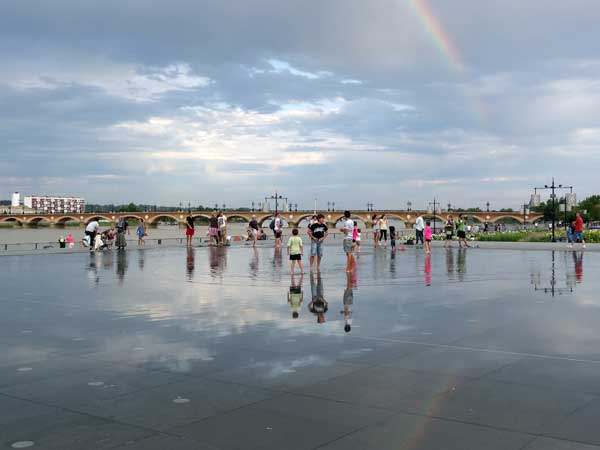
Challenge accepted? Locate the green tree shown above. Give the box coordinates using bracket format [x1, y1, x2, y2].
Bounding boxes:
[577, 195, 600, 221]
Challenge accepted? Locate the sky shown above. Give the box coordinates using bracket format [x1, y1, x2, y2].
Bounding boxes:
[1, 0, 599, 210]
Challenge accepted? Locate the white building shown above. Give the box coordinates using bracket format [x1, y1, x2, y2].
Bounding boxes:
[24, 196, 85, 214]
[11, 192, 20, 207]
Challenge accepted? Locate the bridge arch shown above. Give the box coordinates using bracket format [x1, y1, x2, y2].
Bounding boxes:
[27, 216, 53, 225]
[84, 215, 112, 225]
[147, 214, 182, 225]
[490, 215, 524, 224]
[190, 213, 211, 222]
[0, 217, 24, 226]
[55, 216, 81, 225]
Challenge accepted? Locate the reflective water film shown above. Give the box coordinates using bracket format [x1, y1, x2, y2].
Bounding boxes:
[1, 246, 599, 449]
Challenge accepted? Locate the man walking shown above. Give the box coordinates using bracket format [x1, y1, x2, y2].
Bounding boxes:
[415, 214, 425, 246]
[85, 220, 100, 252]
[308, 214, 329, 272]
[341, 211, 355, 273]
[571, 212, 586, 249]
[248, 215, 259, 247]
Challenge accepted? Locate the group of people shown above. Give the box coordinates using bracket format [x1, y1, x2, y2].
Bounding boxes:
[566, 212, 587, 249]
[82, 217, 146, 252]
[185, 211, 228, 247]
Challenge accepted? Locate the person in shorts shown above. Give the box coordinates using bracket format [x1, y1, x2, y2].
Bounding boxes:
[274, 213, 283, 248]
[341, 211, 355, 272]
[287, 228, 304, 274]
[444, 215, 454, 248]
[307, 214, 328, 272]
[248, 215, 259, 247]
[456, 214, 470, 248]
[209, 213, 220, 246]
[185, 215, 195, 247]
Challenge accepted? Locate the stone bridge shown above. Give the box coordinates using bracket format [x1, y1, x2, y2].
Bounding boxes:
[0, 210, 543, 228]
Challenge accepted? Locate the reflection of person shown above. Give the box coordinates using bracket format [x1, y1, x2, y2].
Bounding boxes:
[424, 252, 432, 286]
[249, 247, 259, 278]
[341, 272, 353, 332]
[116, 249, 128, 284]
[138, 249, 145, 271]
[287, 273, 304, 318]
[445, 247, 454, 278]
[573, 251, 583, 282]
[457, 248, 466, 282]
[186, 248, 195, 280]
[65, 234, 75, 248]
[308, 273, 328, 323]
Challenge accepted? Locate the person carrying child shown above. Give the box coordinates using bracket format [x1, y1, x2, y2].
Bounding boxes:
[287, 228, 304, 274]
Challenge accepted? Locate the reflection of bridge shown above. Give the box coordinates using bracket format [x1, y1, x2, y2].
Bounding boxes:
[0, 210, 543, 228]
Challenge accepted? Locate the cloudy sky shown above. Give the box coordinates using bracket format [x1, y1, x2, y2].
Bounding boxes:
[1, 0, 599, 210]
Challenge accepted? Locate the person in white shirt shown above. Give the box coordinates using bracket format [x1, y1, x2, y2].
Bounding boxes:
[415, 215, 425, 246]
[85, 220, 100, 252]
[340, 210, 355, 273]
[274, 213, 283, 248]
[218, 212, 228, 245]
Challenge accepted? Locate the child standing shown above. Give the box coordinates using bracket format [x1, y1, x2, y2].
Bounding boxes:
[389, 225, 397, 252]
[355, 228, 362, 253]
[287, 228, 304, 274]
[424, 221, 433, 254]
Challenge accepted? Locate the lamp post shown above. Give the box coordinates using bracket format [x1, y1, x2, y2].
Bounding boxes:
[447, 203, 451, 213]
[407, 201, 412, 212]
[486, 202, 490, 213]
[367, 202, 373, 212]
[214, 203, 218, 211]
[428, 197, 439, 235]
[327, 202, 331, 212]
[251, 201, 255, 212]
[266, 191, 287, 216]
[534, 178, 573, 242]
[522, 204, 530, 230]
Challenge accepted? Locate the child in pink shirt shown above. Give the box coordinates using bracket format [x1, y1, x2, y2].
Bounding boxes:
[424, 221, 432, 254]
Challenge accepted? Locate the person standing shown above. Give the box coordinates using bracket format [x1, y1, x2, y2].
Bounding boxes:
[185, 215, 195, 247]
[389, 225, 397, 253]
[424, 221, 433, 254]
[415, 215, 425, 246]
[248, 215, 259, 248]
[572, 212, 586, 249]
[456, 214, 470, 248]
[209, 213, 220, 246]
[85, 220, 100, 252]
[218, 211, 227, 246]
[341, 211, 355, 272]
[307, 213, 329, 272]
[379, 214, 388, 248]
[287, 228, 304, 274]
[444, 215, 454, 248]
[371, 214, 380, 248]
[274, 213, 283, 248]
[115, 216, 128, 250]
[136, 218, 146, 246]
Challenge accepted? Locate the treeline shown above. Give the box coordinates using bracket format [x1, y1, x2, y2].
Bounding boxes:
[531, 195, 600, 222]
[84, 203, 252, 213]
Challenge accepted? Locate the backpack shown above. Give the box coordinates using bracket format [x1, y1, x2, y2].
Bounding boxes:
[269, 219, 276, 230]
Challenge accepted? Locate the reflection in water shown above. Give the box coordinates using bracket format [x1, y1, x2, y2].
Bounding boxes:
[424, 253, 431, 286]
[272, 247, 283, 282]
[573, 251, 584, 283]
[445, 248, 454, 279]
[87, 253, 100, 285]
[308, 273, 328, 323]
[457, 248, 466, 282]
[138, 250, 145, 271]
[342, 272, 354, 333]
[101, 251, 113, 270]
[186, 248, 195, 281]
[116, 249, 128, 284]
[209, 246, 227, 278]
[249, 248, 259, 279]
[533, 250, 574, 297]
[287, 273, 304, 319]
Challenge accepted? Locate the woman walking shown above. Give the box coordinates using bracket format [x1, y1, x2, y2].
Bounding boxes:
[371, 214, 380, 248]
[136, 218, 146, 246]
[379, 214, 388, 248]
[185, 215, 195, 247]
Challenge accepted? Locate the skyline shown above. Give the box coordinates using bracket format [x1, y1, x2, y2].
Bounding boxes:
[1, 1, 599, 208]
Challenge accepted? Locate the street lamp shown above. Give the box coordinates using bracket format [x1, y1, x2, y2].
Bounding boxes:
[522, 204, 530, 230]
[428, 197, 439, 235]
[407, 201, 412, 212]
[214, 203, 218, 211]
[251, 201, 255, 212]
[367, 202, 374, 212]
[294, 203, 298, 212]
[265, 191, 287, 216]
[534, 178, 573, 242]
[327, 201, 331, 212]
[486, 202, 490, 213]
[332, 202, 336, 211]
[447, 203, 451, 212]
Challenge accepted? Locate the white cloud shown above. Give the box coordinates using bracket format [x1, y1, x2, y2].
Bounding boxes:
[266, 59, 332, 80]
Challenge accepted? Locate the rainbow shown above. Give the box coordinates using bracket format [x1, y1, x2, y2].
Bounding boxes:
[408, 0, 464, 71]
[408, 0, 489, 125]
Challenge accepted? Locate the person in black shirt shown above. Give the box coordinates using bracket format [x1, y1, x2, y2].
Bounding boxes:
[307, 214, 329, 272]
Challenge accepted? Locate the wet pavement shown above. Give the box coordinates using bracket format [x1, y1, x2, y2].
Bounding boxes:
[0, 244, 599, 449]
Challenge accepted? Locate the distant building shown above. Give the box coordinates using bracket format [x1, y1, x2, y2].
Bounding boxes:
[24, 196, 85, 214]
[11, 192, 20, 207]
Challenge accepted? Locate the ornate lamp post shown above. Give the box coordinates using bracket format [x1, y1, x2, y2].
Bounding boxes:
[534, 178, 573, 242]
[406, 201, 411, 212]
[428, 198, 439, 235]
